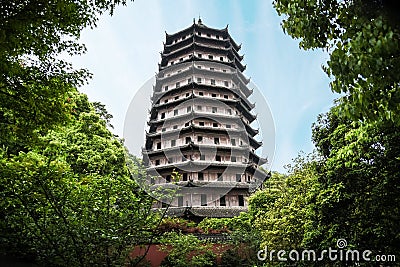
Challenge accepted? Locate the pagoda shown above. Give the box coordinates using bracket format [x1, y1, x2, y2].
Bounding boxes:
[143, 19, 268, 220]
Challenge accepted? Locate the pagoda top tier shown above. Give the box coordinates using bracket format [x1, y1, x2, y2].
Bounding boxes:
[165, 19, 242, 52]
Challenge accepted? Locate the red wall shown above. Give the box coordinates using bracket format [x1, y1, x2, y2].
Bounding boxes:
[130, 244, 231, 267]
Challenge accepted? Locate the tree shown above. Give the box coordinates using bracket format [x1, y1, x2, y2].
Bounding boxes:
[248, 157, 319, 257]
[159, 232, 216, 267]
[0, 0, 132, 154]
[273, 0, 400, 124]
[305, 108, 400, 260]
[0, 91, 160, 266]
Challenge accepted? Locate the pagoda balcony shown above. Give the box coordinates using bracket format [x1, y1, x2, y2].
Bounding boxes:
[158, 206, 248, 219]
[146, 125, 247, 138]
[150, 180, 252, 190]
[164, 32, 242, 57]
[142, 143, 267, 166]
[161, 40, 244, 64]
[152, 97, 255, 123]
[159, 53, 246, 72]
[156, 63, 249, 90]
[152, 82, 254, 109]
[146, 160, 251, 171]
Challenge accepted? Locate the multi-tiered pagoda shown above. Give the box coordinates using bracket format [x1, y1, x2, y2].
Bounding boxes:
[143, 19, 268, 220]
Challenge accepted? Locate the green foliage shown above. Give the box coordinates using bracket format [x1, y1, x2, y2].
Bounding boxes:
[273, 0, 400, 124]
[198, 218, 232, 233]
[157, 217, 197, 233]
[305, 109, 400, 257]
[249, 157, 319, 252]
[159, 232, 216, 267]
[0, 92, 159, 266]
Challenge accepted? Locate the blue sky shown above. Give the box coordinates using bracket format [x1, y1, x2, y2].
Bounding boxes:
[70, 0, 337, 173]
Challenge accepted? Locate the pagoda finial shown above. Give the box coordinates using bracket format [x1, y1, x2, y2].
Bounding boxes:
[198, 15, 202, 25]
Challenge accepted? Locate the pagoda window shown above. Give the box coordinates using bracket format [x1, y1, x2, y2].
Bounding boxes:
[201, 194, 207, 206]
[224, 81, 229, 87]
[198, 65, 202, 69]
[155, 159, 160, 166]
[185, 137, 191, 144]
[213, 123, 218, 128]
[240, 140, 243, 146]
[181, 36, 185, 40]
[216, 35, 220, 39]
[166, 175, 171, 183]
[197, 105, 202, 111]
[208, 55, 213, 60]
[197, 136, 203, 142]
[171, 140, 176, 147]
[223, 69, 227, 73]
[164, 99, 168, 103]
[198, 53, 202, 58]
[174, 109, 178, 116]
[216, 155, 221, 161]
[247, 175, 251, 182]
[198, 91, 204, 96]
[176, 82, 180, 88]
[206, 33, 211, 37]
[231, 156, 237, 162]
[226, 124, 231, 129]
[162, 128, 166, 132]
[200, 154, 205, 161]
[231, 139, 236, 146]
[183, 173, 188, 181]
[212, 93, 217, 98]
[236, 174, 241, 182]
[212, 107, 217, 113]
[220, 56, 224, 61]
[217, 173, 223, 181]
[197, 77, 202, 83]
[187, 106, 192, 113]
[179, 58, 183, 62]
[227, 109, 232, 115]
[238, 195, 245, 206]
[175, 96, 179, 100]
[211, 79, 215, 85]
[199, 121, 204, 126]
[197, 32, 201, 36]
[173, 125, 178, 129]
[178, 196, 183, 207]
[157, 142, 161, 149]
[210, 67, 214, 71]
[165, 85, 169, 91]
[198, 173, 204, 181]
[186, 92, 190, 97]
[170, 61, 174, 65]
[161, 112, 165, 119]
[224, 94, 228, 99]
[214, 138, 220, 145]
[220, 195, 226, 206]
[185, 122, 190, 127]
